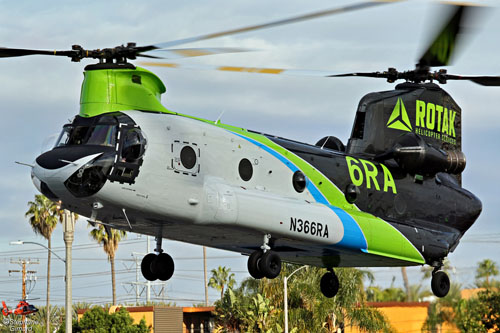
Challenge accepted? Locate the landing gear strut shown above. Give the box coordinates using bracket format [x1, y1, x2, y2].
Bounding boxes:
[320, 269, 339, 298]
[247, 234, 282, 279]
[431, 267, 450, 298]
[141, 237, 175, 282]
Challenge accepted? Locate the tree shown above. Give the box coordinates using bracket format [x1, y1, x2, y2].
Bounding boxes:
[88, 224, 127, 305]
[69, 307, 149, 333]
[475, 259, 499, 288]
[242, 293, 282, 332]
[366, 275, 406, 302]
[214, 265, 392, 332]
[208, 266, 236, 300]
[401, 267, 411, 301]
[454, 290, 500, 332]
[25, 194, 62, 333]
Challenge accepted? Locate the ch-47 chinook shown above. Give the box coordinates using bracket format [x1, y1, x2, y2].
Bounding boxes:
[2, 1, 498, 299]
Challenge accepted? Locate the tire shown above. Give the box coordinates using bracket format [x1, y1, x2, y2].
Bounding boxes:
[258, 251, 282, 279]
[141, 253, 157, 281]
[248, 250, 264, 279]
[152, 253, 175, 281]
[320, 271, 339, 298]
[431, 271, 450, 298]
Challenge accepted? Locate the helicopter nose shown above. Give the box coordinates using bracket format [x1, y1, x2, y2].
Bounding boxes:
[32, 152, 103, 199]
[35, 145, 109, 170]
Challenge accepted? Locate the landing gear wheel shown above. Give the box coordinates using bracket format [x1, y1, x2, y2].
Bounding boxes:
[320, 270, 339, 298]
[151, 253, 175, 281]
[258, 250, 282, 279]
[141, 253, 158, 281]
[431, 271, 450, 298]
[248, 250, 265, 279]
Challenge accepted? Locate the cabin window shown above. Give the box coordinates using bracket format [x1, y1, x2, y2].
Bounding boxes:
[239, 158, 253, 181]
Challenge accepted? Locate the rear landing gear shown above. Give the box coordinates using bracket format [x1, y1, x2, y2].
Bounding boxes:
[247, 234, 282, 279]
[320, 269, 339, 298]
[431, 270, 450, 298]
[141, 237, 175, 282]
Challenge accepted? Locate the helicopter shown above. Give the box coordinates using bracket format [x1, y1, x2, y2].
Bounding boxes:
[2, 1, 498, 299]
[1, 300, 38, 317]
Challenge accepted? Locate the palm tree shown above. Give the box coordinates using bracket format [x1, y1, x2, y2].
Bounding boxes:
[401, 267, 411, 301]
[213, 265, 391, 332]
[475, 259, 499, 288]
[208, 266, 236, 300]
[25, 194, 61, 333]
[259, 264, 389, 332]
[89, 224, 127, 305]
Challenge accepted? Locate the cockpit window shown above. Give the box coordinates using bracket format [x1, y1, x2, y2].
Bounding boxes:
[55, 125, 72, 147]
[55, 123, 117, 147]
[87, 125, 117, 147]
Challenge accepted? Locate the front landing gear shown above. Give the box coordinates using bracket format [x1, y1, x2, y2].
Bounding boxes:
[247, 234, 282, 279]
[141, 237, 175, 282]
[320, 269, 339, 298]
[431, 270, 450, 298]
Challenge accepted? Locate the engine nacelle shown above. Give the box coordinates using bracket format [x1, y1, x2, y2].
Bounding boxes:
[392, 133, 466, 175]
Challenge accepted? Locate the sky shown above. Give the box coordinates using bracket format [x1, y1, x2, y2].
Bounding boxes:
[0, 0, 499, 307]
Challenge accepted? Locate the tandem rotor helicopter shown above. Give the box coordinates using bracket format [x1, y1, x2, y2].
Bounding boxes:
[2, 1, 498, 298]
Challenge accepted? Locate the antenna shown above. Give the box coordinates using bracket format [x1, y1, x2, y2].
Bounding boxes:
[215, 111, 225, 125]
[320, 136, 330, 150]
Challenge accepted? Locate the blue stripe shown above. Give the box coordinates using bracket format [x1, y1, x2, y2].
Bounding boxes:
[231, 132, 367, 250]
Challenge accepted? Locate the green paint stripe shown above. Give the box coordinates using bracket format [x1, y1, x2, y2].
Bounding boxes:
[350, 211, 425, 264]
[209, 122, 425, 264]
[156, 111, 425, 264]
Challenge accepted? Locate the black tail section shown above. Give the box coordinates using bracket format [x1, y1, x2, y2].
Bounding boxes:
[347, 83, 463, 181]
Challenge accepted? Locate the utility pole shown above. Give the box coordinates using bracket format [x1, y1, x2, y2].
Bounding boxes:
[63, 210, 75, 333]
[10, 258, 39, 333]
[203, 246, 208, 306]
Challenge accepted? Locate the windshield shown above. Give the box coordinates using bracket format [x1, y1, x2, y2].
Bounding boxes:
[55, 124, 117, 147]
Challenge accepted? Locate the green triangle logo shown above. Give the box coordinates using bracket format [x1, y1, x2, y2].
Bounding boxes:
[387, 98, 412, 132]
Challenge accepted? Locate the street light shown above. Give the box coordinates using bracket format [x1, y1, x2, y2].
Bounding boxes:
[284, 265, 308, 333]
[10, 241, 66, 263]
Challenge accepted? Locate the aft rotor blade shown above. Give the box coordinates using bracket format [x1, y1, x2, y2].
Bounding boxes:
[327, 72, 390, 79]
[150, 0, 404, 50]
[446, 74, 500, 86]
[417, 4, 481, 68]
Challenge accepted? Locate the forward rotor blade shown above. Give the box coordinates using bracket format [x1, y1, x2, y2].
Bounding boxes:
[145, 47, 250, 59]
[140, 61, 337, 77]
[144, 62, 500, 87]
[446, 74, 500, 86]
[150, 0, 404, 50]
[417, 4, 481, 68]
[0, 47, 76, 59]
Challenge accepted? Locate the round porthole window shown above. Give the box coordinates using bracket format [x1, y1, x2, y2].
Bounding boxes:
[293, 171, 307, 193]
[180, 146, 197, 169]
[239, 158, 253, 181]
[345, 183, 360, 203]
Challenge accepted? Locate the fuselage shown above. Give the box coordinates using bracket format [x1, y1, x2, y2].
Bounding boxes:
[31, 109, 482, 269]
